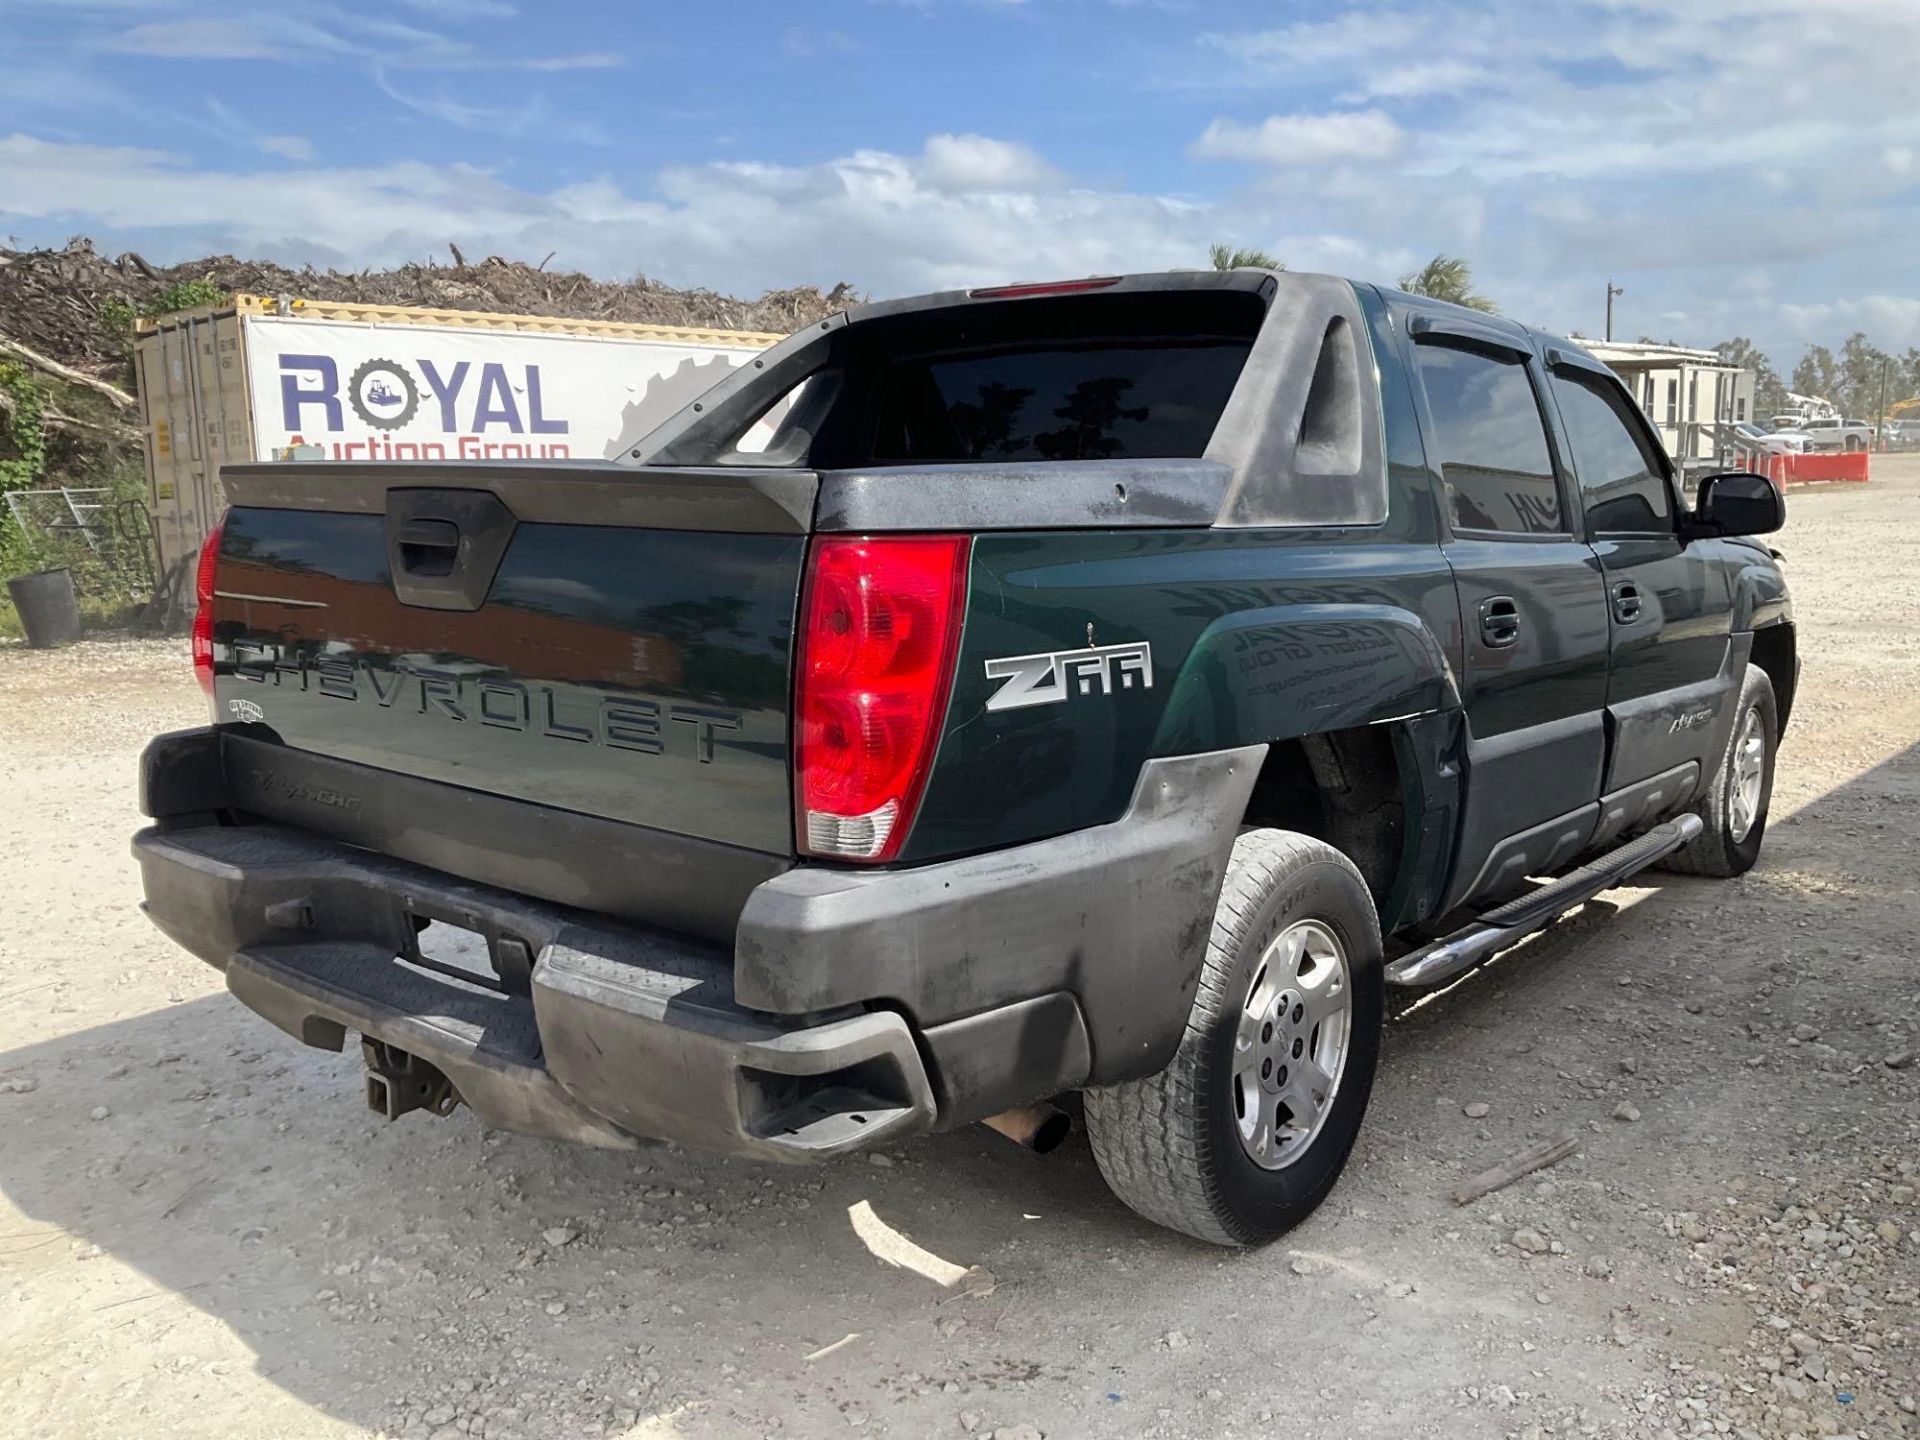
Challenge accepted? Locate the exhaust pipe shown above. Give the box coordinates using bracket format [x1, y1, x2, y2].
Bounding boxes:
[982, 1102, 1071, 1154]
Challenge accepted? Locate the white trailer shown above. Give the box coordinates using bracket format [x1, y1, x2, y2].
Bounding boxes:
[133, 295, 786, 587]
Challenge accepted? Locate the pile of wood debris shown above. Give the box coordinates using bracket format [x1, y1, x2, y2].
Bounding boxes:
[0, 236, 853, 379]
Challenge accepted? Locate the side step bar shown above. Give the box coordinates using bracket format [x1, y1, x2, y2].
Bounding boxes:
[1385, 815, 1704, 988]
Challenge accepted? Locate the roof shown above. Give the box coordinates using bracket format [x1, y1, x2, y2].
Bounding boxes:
[134, 293, 786, 348]
[1579, 338, 1730, 368]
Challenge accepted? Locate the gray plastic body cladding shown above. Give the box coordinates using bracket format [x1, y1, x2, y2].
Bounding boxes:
[221, 461, 818, 534]
[921, 993, 1092, 1128]
[1208, 273, 1385, 528]
[1445, 712, 1606, 912]
[533, 948, 936, 1161]
[226, 942, 634, 1149]
[1589, 764, 1700, 851]
[735, 745, 1266, 1085]
[814, 459, 1228, 532]
[142, 729, 784, 944]
[133, 821, 937, 1160]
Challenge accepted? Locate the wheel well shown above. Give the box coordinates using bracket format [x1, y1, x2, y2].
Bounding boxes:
[1241, 729, 1407, 908]
[1750, 624, 1797, 734]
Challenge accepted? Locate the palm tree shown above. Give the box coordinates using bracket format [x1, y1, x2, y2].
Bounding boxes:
[1398, 254, 1496, 312]
[1209, 243, 1284, 271]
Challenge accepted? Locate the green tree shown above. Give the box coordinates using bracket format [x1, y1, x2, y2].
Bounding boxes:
[1713, 337, 1791, 420]
[1791, 345, 1840, 404]
[1397, 254, 1496, 312]
[1209, 243, 1283, 271]
[1837, 331, 1896, 420]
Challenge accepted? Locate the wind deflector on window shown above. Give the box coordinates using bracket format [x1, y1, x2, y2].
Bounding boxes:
[1211, 274, 1386, 528]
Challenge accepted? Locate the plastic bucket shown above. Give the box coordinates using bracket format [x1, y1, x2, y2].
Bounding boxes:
[5, 567, 82, 649]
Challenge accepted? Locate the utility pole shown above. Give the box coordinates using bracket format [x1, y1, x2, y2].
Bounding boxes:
[1878, 358, 1891, 453]
[1605, 279, 1625, 342]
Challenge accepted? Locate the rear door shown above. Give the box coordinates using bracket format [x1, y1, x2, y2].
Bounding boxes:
[211, 466, 808, 857]
[1400, 312, 1612, 908]
[1540, 352, 1735, 829]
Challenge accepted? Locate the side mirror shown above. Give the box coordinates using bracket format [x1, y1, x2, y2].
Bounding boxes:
[1689, 471, 1784, 538]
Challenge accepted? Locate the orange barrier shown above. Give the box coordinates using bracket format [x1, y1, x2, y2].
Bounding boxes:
[1779, 452, 1870, 485]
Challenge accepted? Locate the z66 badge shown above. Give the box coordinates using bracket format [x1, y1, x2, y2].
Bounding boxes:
[984, 641, 1153, 712]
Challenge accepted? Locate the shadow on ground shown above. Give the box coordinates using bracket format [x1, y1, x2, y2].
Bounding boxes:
[2, 738, 1911, 1437]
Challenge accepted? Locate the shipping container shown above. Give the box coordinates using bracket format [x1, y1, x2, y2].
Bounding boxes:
[133, 295, 785, 590]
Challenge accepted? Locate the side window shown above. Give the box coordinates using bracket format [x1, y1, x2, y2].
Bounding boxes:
[1413, 341, 1563, 535]
[1550, 369, 1674, 534]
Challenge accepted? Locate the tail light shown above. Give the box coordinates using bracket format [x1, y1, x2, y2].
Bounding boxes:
[795, 535, 970, 862]
[191, 515, 226, 702]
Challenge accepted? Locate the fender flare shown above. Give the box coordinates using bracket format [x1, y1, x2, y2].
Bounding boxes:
[1149, 602, 1461, 757]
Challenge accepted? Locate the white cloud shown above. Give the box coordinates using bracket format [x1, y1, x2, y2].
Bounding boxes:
[1341, 59, 1497, 102]
[521, 52, 624, 72]
[373, 72, 609, 145]
[258, 135, 317, 162]
[12, 0, 1920, 365]
[1191, 110, 1407, 166]
[0, 131, 1205, 296]
[393, 0, 518, 18]
[109, 19, 281, 60]
[5, 122, 1915, 360]
[1200, 11, 1427, 69]
[97, 5, 603, 74]
[919, 134, 1059, 192]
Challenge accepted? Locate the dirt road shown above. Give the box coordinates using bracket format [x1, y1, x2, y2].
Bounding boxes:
[3, 464, 1915, 1440]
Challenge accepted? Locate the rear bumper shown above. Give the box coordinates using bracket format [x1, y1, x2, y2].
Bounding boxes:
[137, 821, 938, 1160]
[136, 729, 1261, 1159]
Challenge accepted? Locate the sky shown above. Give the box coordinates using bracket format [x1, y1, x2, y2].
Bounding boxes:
[2, 0, 1918, 367]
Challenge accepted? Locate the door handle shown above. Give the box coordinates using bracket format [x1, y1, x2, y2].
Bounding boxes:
[1478, 595, 1521, 649]
[1611, 580, 1643, 625]
[396, 518, 462, 577]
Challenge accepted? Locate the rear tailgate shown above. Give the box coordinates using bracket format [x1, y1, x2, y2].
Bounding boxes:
[208, 463, 813, 858]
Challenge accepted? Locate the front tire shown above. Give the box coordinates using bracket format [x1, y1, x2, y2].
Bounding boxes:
[1084, 830, 1384, 1246]
[1662, 664, 1778, 878]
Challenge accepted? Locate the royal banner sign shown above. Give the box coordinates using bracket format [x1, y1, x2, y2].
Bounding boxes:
[241, 316, 776, 463]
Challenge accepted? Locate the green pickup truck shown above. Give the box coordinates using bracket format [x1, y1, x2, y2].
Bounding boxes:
[136, 270, 1796, 1245]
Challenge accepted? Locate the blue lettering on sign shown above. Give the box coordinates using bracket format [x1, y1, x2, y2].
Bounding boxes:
[419, 359, 470, 431]
[526, 367, 569, 434]
[280, 354, 342, 431]
[278, 354, 570, 437]
[472, 363, 523, 433]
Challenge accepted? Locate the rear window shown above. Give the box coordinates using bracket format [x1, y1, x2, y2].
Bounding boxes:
[867, 342, 1251, 464]
[799, 289, 1265, 469]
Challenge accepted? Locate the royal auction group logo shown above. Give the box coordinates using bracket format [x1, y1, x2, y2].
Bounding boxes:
[275, 350, 577, 461]
[346, 359, 421, 431]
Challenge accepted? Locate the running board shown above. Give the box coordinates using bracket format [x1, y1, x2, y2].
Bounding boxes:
[1385, 814, 1704, 988]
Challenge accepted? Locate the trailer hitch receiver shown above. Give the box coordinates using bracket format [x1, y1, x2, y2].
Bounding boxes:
[362, 1039, 460, 1121]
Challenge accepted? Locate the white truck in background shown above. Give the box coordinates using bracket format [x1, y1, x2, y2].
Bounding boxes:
[1774, 414, 1874, 452]
[133, 295, 786, 595]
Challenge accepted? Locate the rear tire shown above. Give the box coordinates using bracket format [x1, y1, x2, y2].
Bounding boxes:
[1661, 664, 1777, 878]
[1084, 830, 1383, 1246]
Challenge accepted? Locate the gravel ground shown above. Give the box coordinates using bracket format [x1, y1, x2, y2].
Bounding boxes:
[2, 461, 1916, 1440]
